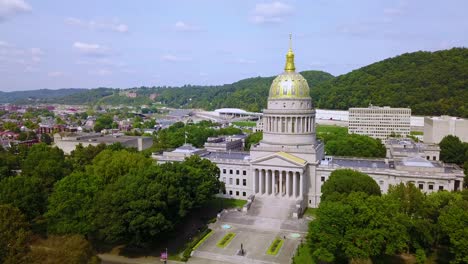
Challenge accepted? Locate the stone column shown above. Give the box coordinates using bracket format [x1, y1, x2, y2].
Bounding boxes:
[286, 171, 290, 197]
[259, 170, 263, 195]
[267, 170, 271, 195]
[253, 169, 257, 194]
[299, 173, 303, 197]
[279, 171, 284, 197]
[293, 171, 297, 198]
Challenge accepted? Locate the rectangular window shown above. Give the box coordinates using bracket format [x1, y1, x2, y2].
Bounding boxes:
[418, 184, 424, 190]
[229, 190, 233, 195]
[229, 169, 233, 174]
[321, 177, 325, 182]
[439, 186, 444, 191]
[243, 170, 246, 176]
[236, 191, 239, 196]
[243, 179, 247, 186]
[243, 192, 246, 197]
[223, 177, 226, 183]
[236, 179, 240, 185]
[223, 169, 226, 174]
[429, 184, 433, 190]
[229, 178, 233, 185]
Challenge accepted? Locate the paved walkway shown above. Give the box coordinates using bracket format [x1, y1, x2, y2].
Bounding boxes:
[188, 196, 309, 264]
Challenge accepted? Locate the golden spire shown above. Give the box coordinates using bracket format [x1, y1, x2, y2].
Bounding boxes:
[284, 33, 296, 72]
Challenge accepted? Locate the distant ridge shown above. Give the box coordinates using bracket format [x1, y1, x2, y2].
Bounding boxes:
[2, 48, 467, 117]
[0, 88, 87, 104]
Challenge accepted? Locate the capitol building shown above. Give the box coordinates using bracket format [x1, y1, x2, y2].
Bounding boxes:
[153, 39, 464, 213]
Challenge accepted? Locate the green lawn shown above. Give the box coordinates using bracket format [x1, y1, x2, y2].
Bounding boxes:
[410, 131, 424, 135]
[292, 243, 312, 264]
[316, 124, 348, 135]
[204, 198, 247, 211]
[303, 208, 317, 218]
[232, 121, 257, 127]
[266, 238, 284, 256]
[216, 232, 236, 248]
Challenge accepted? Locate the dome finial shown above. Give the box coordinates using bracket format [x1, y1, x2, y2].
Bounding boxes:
[284, 34, 295, 72]
[289, 33, 292, 50]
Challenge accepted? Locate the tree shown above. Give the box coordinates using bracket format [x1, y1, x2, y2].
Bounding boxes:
[69, 143, 107, 171]
[245, 131, 262, 150]
[93, 155, 221, 245]
[439, 135, 466, 165]
[0, 176, 47, 221]
[0, 147, 19, 180]
[87, 149, 152, 184]
[308, 193, 409, 263]
[46, 172, 104, 236]
[40, 133, 52, 145]
[321, 169, 381, 202]
[28, 235, 100, 264]
[0, 205, 31, 264]
[438, 199, 468, 264]
[21, 143, 71, 190]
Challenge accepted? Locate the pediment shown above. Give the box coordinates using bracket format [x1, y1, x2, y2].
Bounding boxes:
[251, 151, 307, 168]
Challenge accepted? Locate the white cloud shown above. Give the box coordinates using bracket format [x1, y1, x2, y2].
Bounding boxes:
[66, 17, 129, 33]
[234, 58, 256, 64]
[174, 21, 200, 32]
[250, 1, 293, 24]
[48, 71, 64, 77]
[0, 0, 31, 22]
[76, 58, 125, 67]
[0, 40, 10, 47]
[73, 42, 110, 57]
[90, 68, 112, 76]
[161, 54, 191, 62]
[383, 8, 403, 16]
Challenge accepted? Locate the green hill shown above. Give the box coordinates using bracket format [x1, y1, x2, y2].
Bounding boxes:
[0, 88, 87, 104]
[312, 48, 468, 117]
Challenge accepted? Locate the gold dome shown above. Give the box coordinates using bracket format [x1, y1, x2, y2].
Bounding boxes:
[269, 35, 310, 99]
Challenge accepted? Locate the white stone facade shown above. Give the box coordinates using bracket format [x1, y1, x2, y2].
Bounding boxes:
[424, 116, 468, 144]
[349, 106, 411, 140]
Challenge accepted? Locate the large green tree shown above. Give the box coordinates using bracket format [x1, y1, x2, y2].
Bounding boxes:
[0, 176, 47, 221]
[438, 199, 468, 264]
[46, 172, 104, 235]
[93, 155, 221, 245]
[0, 205, 31, 264]
[439, 135, 466, 165]
[320, 169, 381, 202]
[21, 143, 71, 190]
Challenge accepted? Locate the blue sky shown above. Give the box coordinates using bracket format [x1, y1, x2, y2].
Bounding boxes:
[0, 0, 467, 91]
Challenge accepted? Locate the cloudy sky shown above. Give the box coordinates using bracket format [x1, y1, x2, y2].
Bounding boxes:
[0, 0, 467, 91]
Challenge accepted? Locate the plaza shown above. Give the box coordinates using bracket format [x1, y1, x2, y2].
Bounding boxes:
[188, 197, 309, 264]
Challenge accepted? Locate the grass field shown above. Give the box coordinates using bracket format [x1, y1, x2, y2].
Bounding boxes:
[266, 238, 284, 256]
[204, 198, 247, 211]
[232, 121, 257, 127]
[292, 243, 312, 263]
[316, 124, 348, 135]
[303, 208, 317, 218]
[216, 233, 236, 248]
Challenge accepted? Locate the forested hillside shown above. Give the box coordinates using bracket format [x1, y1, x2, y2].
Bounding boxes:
[3, 48, 467, 117]
[312, 48, 468, 117]
[0, 88, 87, 103]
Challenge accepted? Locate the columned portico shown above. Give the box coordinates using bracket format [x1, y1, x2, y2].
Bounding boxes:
[252, 167, 303, 199]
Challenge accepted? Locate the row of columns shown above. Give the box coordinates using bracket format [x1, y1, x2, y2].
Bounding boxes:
[264, 116, 314, 134]
[253, 169, 303, 198]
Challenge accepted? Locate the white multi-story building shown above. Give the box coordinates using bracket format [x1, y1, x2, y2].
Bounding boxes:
[349, 106, 411, 140]
[424, 116, 468, 143]
[153, 41, 464, 213]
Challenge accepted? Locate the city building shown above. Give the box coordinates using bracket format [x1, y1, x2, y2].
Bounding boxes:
[349, 106, 411, 140]
[424, 116, 468, 143]
[54, 133, 153, 154]
[153, 40, 464, 214]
